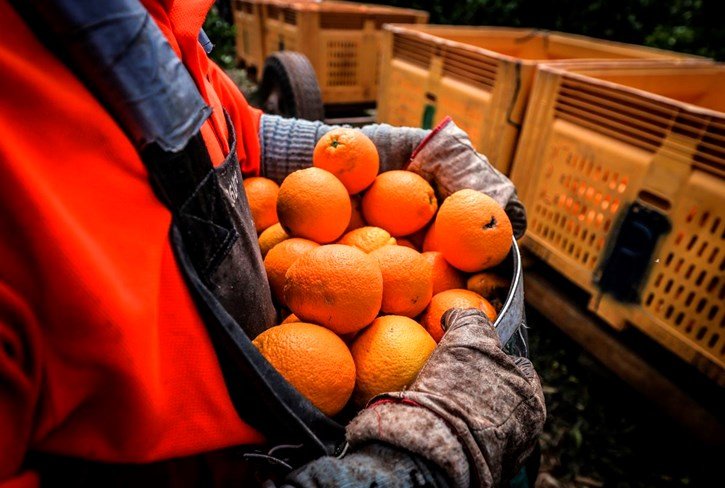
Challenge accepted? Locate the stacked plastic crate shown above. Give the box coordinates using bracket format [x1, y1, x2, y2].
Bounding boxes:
[376, 26, 704, 174]
[510, 62, 724, 384]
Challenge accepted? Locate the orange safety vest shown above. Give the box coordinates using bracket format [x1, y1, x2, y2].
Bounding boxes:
[0, 0, 269, 484]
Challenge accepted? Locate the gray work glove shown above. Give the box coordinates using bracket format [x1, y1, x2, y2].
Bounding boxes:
[283, 309, 546, 488]
[407, 117, 527, 238]
[258, 115, 526, 237]
[258, 115, 427, 180]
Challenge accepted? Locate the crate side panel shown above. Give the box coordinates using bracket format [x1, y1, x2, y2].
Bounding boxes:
[527, 119, 653, 290]
[640, 170, 725, 370]
[435, 78, 492, 153]
[378, 59, 428, 127]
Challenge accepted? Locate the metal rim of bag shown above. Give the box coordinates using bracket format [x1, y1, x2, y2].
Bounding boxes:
[494, 237, 526, 351]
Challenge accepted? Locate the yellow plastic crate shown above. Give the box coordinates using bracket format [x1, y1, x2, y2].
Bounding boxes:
[233, 0, 319, 75]
[376, 26, 707, 174]
[233, 0, 264, 72]
[510, 62, 724, 384]
[262, 2, 428, 104]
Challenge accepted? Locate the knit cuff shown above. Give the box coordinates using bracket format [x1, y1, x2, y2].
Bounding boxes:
[346, 401, 470, 487]
[361, 123, 429, 172]
[259, 114, 332, 183]
[259, 115, 430, 182]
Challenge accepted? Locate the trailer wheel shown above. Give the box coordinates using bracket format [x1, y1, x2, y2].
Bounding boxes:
[254, 51, 324, 121]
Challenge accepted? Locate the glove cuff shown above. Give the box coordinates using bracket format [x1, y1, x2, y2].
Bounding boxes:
[259, 116, 429, 182]
[360, 123, 429, 172]
[346, 401, 470, 487]
[407, 117, 528, 238]
[258, 114, 332, 183]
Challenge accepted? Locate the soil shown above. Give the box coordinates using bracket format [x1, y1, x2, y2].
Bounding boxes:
[528, 307, 719, 487]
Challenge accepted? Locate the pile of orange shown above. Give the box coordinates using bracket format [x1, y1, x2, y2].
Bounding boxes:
[245, 128, 513, 415]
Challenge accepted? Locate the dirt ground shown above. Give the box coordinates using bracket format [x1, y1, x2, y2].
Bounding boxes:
[528, 307, 719, 487]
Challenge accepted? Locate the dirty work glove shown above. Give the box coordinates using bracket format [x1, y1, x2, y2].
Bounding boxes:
[407, 117, 526, 238]
[259, 115, 525, 237]
[282, 443, 451, 487]
[283, 309, 546, 488]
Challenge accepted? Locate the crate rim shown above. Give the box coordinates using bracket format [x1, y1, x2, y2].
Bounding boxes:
[384, 24, 711, 65]
[274, 2, 428, 18]
[536, 61, 725, 120]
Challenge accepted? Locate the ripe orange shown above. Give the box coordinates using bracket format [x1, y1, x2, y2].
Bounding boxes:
[422, 252, 466, 295]
[313, 128, 379, 195]
[422, 222, 440, 252]
[345, 194, 366, 232]
[436, 189, 512, 272]
[467, 272, 510, 300]
[285, 245, 383, 334]
[368, 246, 432, 317]
[258, 223, 289, 258]
[264, 238, 319, 305]
[243, 177, 279, 233]
[362, 171, 438, 237]
[281, 313, 300, 324]
[253, 323, 355, 416]
[350, 315, 435, 405]
[339, 226, 396, 253]
[277, 167, 351, 243]
[420, 289, 497, 342]
[396, 238, 417, 250]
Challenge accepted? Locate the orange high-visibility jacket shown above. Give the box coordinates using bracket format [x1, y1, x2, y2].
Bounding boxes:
[0, 0, 267, 484]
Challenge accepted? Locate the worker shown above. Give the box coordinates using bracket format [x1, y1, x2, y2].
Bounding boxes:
[0, 0, 545, 486]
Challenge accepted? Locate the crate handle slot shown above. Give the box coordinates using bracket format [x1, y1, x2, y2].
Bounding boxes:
[505, 62, 523, 130]
[637, 190, 672, 212]
[595, 201, 672, 303]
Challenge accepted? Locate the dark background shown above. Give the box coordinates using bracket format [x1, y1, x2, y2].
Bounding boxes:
[368, 0, 723, 60]
[207, 0, 723, 70]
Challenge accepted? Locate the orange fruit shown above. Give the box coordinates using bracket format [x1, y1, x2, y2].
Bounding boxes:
[350, 315, 435, 405]
[313, 128, 379, 195]
[285, 244, 383, 335]
[345, 194, 366, 232]
[422, 252, 466, 295]
[369, 246, 432, 317]
[281, 313, 300, 324]
[253, 323, 355, 416]
[264, 238, 319, 305]
[436, 189, 513, 272]
[467, 272, 511, 300]
[422, 221, 440, 252]
[277, 167, 351, 243]
[339, 226, 396, 253]
[402, 226, 428, 250]
[243, 177, 279, 233]
[258, 223, 289, 258]
[420, 289, 497, 342]
[396, 238, 417, 250]
[362, 171, 438, 237]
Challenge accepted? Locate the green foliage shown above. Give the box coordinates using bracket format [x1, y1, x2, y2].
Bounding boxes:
[203, 6, 237, 69]
[375, 0, 722, 60]
[202, 1, 721, 68]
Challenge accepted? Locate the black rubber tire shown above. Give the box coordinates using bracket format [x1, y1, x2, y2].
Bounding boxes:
[253, 51, 324, 121]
